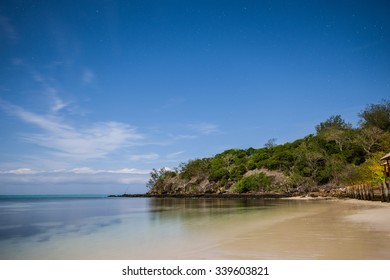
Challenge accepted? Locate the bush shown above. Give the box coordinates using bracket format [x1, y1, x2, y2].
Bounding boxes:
[235, 172, 271, 193]
[230, 164, 247, 181]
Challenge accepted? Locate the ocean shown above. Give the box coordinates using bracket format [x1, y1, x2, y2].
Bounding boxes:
[1, 195, 389, 259]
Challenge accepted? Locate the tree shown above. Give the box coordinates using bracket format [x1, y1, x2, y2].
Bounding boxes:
[359, 99, 390, 131]
[355, 152, 386, 184]
[355, 126, 385, 157]
[146, 168, 176, 191]
[146, 168, 160, 190]
[180, 158, 210, 180]
[326, 155, 348, 185]
[316, 115, 352, 135]
[316, 115, 353, 152]
[264, 138, 277, 149]
[324, 127, 354, 152]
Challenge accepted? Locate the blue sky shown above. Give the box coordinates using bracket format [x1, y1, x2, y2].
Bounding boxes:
[0, 0, 389, 194]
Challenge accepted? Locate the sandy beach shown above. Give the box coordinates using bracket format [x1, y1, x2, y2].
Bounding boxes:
[180, 198, 390, 260]
[339, 199, 390, 232]
[127, 198, 390, 260]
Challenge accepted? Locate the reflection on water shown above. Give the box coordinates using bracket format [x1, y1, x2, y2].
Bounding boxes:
[0, 197, 138, 241]
[0, 197, 389, 259]
[148, 198, 273, 222]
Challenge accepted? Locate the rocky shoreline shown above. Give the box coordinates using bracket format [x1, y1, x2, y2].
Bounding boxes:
[108, 192, 324, 199]
[108, 185, 352, 199]
[108, 193, 291, 199]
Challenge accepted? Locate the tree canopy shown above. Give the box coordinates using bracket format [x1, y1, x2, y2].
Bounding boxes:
[359, 99, 390, 131]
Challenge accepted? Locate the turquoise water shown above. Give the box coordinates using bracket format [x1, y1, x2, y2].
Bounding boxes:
[0, 194, 108, 199]
[1, 196, 389, 259]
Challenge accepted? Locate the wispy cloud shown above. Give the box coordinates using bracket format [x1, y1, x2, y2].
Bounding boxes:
[155, 97, 186, 112]
[10, 60, 75, 115]
[82, 68, 95, 85]
[0, 100, 144, 160]
[166, 151, 184, 159]
[189, 122, 219, 135]
[0, 168, 37, 175]
[172, 134, 198, 140]
[0, 167, 150, 185]
[50, 94, 69, 113]
[128, 153, 160, 161]
[0, 15, 19, 43]
[10, 57, 24, 66]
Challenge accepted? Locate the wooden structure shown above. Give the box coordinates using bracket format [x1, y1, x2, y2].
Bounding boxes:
[344, 152, 390, 202]
[381, 152, 390, 202]
[381, 152, 390, 178]
[345, 183, 389, 202]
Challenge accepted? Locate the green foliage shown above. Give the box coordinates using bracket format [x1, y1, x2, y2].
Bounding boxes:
[355, 126, 386, 157]
[180, 158, 210, 181]
[354, 152, 386, 184]
[209, 167, 229, 182]
[146, 168, 177, 192]
[147, 100, 390, 194]
[315, 115, 352, 134]
[246, 159, 257, 170]
[359, 99, 390, 131]
[230, 164, 247, 181]
[235, 173, 271, 193]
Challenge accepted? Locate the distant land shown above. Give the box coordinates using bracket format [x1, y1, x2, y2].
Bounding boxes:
[143, 100, 390, 198]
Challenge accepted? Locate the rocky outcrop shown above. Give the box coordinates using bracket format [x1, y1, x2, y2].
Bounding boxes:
[147, 168, 290, 195]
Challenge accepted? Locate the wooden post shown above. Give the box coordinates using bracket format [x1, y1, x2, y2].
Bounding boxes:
[387, 159, 390, 177]
[365, 185, 369, 200]
[365, 185, 368, 200]
[368, 185, 372, 200]
[383, 181, 389, 202]
[368, 185, 371, 200]
[382, 182, 387, 202]
[386, 181, 390, 203]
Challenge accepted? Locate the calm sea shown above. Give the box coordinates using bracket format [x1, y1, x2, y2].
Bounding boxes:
[1, 196, 389, 259]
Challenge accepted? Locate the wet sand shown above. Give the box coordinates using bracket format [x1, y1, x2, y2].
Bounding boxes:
[213, 199, 390, 260]
[180, 199, 390, 259]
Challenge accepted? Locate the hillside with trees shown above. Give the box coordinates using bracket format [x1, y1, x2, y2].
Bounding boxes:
[147, 100, 390, 196]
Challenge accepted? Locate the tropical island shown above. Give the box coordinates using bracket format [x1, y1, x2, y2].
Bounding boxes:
[114, 100, 390, 200]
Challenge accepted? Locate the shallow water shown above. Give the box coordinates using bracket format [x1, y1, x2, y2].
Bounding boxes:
[0, 197, 389, 259]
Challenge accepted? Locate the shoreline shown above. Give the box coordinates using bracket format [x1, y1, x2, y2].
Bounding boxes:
[108, 191, 387, 200]
[109, 192, 390, 208]
[108, 192, 292, 199]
